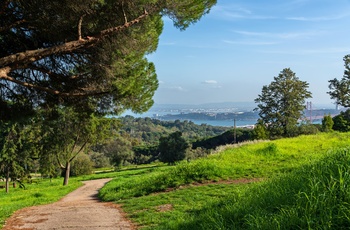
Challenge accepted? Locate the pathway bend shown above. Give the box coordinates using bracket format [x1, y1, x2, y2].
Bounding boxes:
[3, 178, 135, 230]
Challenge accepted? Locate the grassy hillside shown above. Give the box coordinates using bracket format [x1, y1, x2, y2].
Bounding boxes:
[1, 132, 350, 229]
[98, 132, 350, 229]
[171, 148, 350, 229]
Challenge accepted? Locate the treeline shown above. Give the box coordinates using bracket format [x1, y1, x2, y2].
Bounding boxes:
[118, 115, 230, 144]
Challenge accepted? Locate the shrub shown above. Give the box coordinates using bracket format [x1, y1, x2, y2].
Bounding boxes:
[70, 154, 93, 176]
[322, 114, 334, 132]
[158, 131, 189, 165]
[333, 109, 350, 132]
[89, 151, 111, 168]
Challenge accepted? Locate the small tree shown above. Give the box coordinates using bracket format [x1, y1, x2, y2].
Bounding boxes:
[103, 136, 134, 168]
[252, 119, 269, 140]
[0, 121, 39, 193]
[70, 154, 93, 176]
[322, 114, 334, 132]
[255, 68, 312, 138]
[40, 107, 115, 185]
[328, 55, 350, 107]
[89, 152, 111, 168]
[332, 109, 350, 132]
[158, 131, 189, 165]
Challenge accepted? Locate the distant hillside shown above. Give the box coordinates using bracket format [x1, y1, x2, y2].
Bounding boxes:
[119, 116, 231, 145]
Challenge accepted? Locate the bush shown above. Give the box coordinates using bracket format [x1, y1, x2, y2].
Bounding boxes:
[192, 128, 253, 149]
[333, 109, 350, 132]
[186, 147, 210, 161]
[322, 114, 334, 132]
[70, 154, 93, 176]
[89, 151, 110, 168]
[298, 123, 319, 135]
[159, 131, 189, 165]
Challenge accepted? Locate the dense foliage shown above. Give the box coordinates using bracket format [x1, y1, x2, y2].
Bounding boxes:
[322, 114, 334, 132]
[0, 0, 216, 119]
[192, 128, 253, 149]
[0, 0, 217, 187]
[118, 115, 230, 144]
[0, 120, 40, 192]
[332, 109, 350, 132]
[158, 131, 189, 164]
[328, 54, 350, 107]
[255, 68, 312, 138]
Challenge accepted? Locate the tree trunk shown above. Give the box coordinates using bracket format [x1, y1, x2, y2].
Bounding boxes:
[5, 168, 10, 193]
[63, 161, 71, 186]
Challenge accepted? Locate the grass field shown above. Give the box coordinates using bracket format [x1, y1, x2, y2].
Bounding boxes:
[1, 132, 350, 229]
[99, 132, 350, 229]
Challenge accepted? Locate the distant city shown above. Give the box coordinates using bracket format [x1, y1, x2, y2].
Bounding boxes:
[122, 102, 344, 127]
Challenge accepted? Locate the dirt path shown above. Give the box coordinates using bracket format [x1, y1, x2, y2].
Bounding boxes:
[2, 178, 135, 230]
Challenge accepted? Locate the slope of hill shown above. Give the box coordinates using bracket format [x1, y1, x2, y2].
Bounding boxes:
[99, 132, 350, 229]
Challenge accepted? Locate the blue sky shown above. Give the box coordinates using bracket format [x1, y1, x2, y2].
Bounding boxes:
[148, 0, 350, 108]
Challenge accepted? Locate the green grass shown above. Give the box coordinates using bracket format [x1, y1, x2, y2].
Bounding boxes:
[2, 132, 350, 229]
[119, 182, 251, 229]
[168, 148, 350, 229]
[0, 164, 166, 228]
[99, 132, 350, 201]
[0, 177, 81, 227]
[98, 132, 350, 229]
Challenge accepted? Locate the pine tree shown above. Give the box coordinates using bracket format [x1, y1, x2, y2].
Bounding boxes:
[255, 68, 312, 138]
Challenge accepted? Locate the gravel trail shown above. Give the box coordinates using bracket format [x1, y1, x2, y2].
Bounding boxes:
[3, 178, 135, 230]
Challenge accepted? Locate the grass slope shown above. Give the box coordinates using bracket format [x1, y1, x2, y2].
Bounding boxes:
[1, 132, 350, 229]
[98, 132, 350, 229]
[172, 148, 350, 229]
[99, 132, 350, 201]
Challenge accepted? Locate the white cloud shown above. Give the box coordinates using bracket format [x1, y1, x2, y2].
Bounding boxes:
[210, 4, 274, 21]
[233, 30, 324, 40]
[202, 80, 218, 84]
[259, 46, 350, 55]
[169, 86, 186, 91]
[223, 40, 277, 46]
[286, 14, 350, 22]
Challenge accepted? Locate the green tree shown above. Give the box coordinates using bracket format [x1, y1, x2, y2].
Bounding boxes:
[89, 151, 111, 169]
[158, 131, 189, 165]
[39, 152, 60, 181]
[0, 0, 216, 119]
[322, 114, 334, 132]
[328, 55, 350, 107]
[0, 121, 38, 193]
[70, 153, 93, 176]
[254, 68, 312, 138]
[40, 107, 115, 185]
[132, 145, 159, 164]
[332, 109, 350, 132]
[252, 119, 269, 140]
[103, 136, 134, 168]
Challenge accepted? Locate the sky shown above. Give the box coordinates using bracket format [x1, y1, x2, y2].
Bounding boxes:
[147, 0, 350, 108]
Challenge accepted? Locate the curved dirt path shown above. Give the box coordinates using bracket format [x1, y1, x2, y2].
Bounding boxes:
[3, 178, 135, 230]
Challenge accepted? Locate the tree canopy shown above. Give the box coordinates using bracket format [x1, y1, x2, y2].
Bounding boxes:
[255, 68, 312, 137]
[158, 131, 189, 165]
[332, 109, 350, 132]
[328, 55, 350, 108]
[0, 0, 217, 119]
